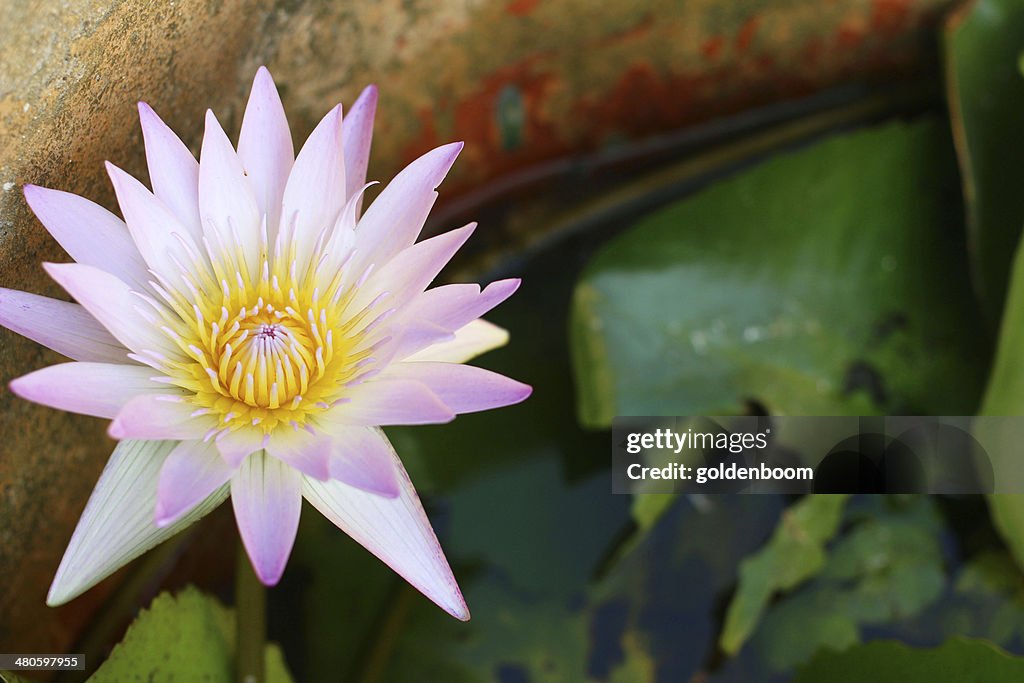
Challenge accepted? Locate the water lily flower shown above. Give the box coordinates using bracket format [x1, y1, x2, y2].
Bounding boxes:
[1, 67, 531, 621]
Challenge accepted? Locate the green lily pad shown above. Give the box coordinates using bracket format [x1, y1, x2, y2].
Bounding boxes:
[794, 638, 1024, 683]
[90, 587, 293, 682]
[746, 496, 948, 672]
[720, 494, 849, 655]
[945, 0, 1024, 323]
[570, 119, 987, 426]
[979, 184, 1024, 574]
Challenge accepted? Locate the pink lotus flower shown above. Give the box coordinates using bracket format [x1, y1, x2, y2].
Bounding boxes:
[2, 67, 531, 621]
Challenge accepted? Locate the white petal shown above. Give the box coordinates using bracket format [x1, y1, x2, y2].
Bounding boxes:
[199, 110, 261, 276]
[327, 378, 455, 426]
[105, 162, 204, 291]
[137, 102, 203, 236]
[23, 184, 151, 291]
[380, 362, 531, 414]
[9, 362, 167, 419]
[409, 279, 520, 332]
[386, 278, 518, 360]
[350, 223, 476, 314]
[280, 104, 346, 277]
[155, 439, 234, 527]
[231, 451, 302, 585]
[47, 439, 229, 606]
[405, 319, 509, 363]
[215, 426, 265, 467]
[0, 288, 127, 363]
[303, 450, 469, 620]
[341, 84, 377, 215]
[43, 262, 178, 357]
[238, 66, 294, 234]
[354, 142, 462, 269]
[109, 394, 213, 440]
[264, 427, 331, 480]
[316, 426, 399, 497]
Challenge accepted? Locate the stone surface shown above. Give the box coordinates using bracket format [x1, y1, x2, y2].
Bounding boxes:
[0, 0, 951, 659]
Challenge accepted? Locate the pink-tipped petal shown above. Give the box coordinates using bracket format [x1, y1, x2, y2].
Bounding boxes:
[265, 428, 331, 481]
[215, 427, 264, 468]
[412, 278, 520, 332]
[281, 104, 346, 275]
[155, 440, 234, 527]
[48, 439, 229, 606]
[354, 142, 463, 267]
[405, 319, 510, 363]
[326, 378, 455, 427]
[43, 262, 177, 357]
[23, 184, 150, 291]
[302, 450, 469, 620]
[385, 318, 455, 363]
[0, 288, 127, 363]
[105, 162, 202, 290]
[238, 67, 294, 233]
[199, 110, 261, 274]
[341, 84, 377, 215]
[319, 426, 399, 497]
[137, 102, 203, 236]
[9, 362, 166, 419]
[389, 279, 520, 360]
[352, 223, 477, 313]
[382, 362, 531, 414]
[231, 452, 302, 585]
[109, 394, 213, 440]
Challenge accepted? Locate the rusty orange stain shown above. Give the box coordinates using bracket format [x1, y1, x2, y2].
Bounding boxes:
[871, 0, 912, 33]
[837, 19, 866, 49]
[597, 14, 656, 49]
[505, 0, 541, 17]
[735, 16, 761, 53]
[701, 36, 726, 60]
[401, 55, 563, 186]
[394, 1, 947, 203]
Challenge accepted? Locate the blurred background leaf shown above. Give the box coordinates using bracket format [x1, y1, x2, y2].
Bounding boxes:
[977, 157, 1024, 575]
[794, 638, 1024, 682]
[945, 0, 1024, 325]
[570, 120, 989, 427]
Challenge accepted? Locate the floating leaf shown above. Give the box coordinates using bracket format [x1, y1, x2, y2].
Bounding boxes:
[570, 120, 987, 426]
[720, 494, 849, 655]
[794, 638, 1024, 682]
[91, 587, 293, 682]
[747, 496, 947, 672]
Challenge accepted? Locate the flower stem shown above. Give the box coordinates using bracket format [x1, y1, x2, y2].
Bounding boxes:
[235, 542, 266, 683]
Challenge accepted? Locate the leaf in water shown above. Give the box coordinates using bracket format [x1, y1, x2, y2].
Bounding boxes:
[719, 494, 849, 655]
[91, 586, 293, 682]
[748, 496, 947, 672]
[945, 0, 1024, 323]
[794, 638, 1024, 683]
[751, 587, 862, 671]
[379, 474, 782, 682]
[376, 458, 641, 682]
[951, 552, 1024, 646]
[570, 119, 987, 427]
[447, 457, 630, 596]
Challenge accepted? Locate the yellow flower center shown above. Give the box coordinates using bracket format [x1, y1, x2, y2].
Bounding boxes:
[144, 228, 380, 436]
